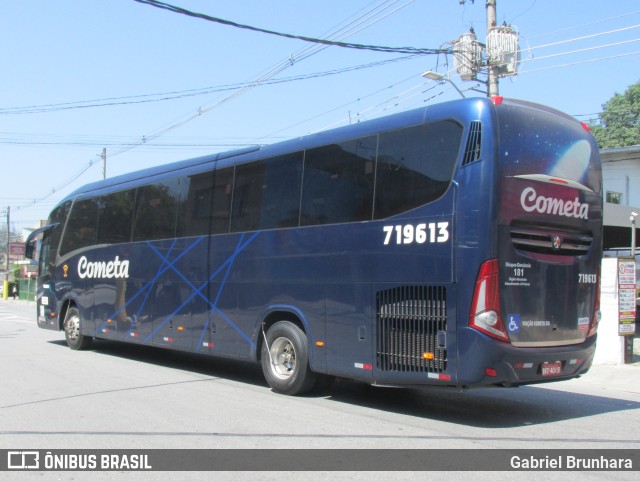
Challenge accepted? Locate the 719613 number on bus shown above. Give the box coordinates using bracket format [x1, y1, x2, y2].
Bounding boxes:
[383, 222, 449, 245]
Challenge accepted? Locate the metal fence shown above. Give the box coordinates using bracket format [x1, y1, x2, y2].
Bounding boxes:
[17, 277, 37, 302]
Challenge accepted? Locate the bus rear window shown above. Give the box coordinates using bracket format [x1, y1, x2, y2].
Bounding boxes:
[497, 105, 600, 193]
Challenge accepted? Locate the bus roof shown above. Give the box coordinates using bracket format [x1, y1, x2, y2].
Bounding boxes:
[60, 97, 572, 203]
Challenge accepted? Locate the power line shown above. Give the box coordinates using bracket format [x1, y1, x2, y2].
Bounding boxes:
[105, 1, 416, 155]
[255, 15, 640, 140]
[0, 56, 419, 115]
[12, 3, 640, 218]
[520, 49, 640, 76]
[105, 0, 420, 158]
[256, 30, 640, 140]
[526, 23, 640, 52]
[519, 38, 640, 65]
[524, 9, 640, 42]
[132, 0, 449, 56]
[14, 0, 416, 212]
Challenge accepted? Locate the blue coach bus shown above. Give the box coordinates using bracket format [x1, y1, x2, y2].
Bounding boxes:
[26, 97, 602, 395]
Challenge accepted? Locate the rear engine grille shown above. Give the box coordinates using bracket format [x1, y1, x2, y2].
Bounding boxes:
[510, 226, 592, 256]
[376, 285, 447, 373]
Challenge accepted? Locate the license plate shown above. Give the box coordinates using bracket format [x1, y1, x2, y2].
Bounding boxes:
[541, 361, 562, 377]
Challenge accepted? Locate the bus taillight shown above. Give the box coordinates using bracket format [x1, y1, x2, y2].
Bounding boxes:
[469, 259, 509, 342]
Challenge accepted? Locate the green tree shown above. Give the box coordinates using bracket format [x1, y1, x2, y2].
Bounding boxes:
[590, 80, 640, 149]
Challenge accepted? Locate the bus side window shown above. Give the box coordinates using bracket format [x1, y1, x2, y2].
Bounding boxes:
[231, 161, 267, 232]
[97, 190, 135, 245]
[259, 153, 303, 229]
[210, 168, 234, 234]
[184, 170, 214, 236]
[59, 198, 99, 256]
[374, 121, 462, 219]
[133, 179, 185, 241]
[231, 153, 303, 232]
[300, 136, 376, 226]
[183, 168, 235, 236]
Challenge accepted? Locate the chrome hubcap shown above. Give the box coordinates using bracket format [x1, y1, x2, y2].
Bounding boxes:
[66, 316, 80, 341]
[269, 337, 296, 379]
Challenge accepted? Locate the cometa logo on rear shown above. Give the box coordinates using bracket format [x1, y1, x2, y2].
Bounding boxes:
[520, 187, 589, 219]
[77, 255, 130, 279]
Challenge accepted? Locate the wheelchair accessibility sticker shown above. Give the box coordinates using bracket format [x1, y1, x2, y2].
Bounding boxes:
[507, 314, 520, 334]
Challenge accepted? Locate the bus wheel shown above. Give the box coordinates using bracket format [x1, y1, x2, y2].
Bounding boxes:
[64, 307, 92, 350]
[261, 321, 317, 395]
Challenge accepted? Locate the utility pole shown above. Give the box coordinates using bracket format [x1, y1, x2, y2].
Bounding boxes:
[101, 148, 107, 179]
[486, 0, 499, 97]
[5, 206, 9, 278]
[454, 0, 518, 98]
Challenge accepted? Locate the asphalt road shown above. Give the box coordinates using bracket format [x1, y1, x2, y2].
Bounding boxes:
[1, 299, 639, 480]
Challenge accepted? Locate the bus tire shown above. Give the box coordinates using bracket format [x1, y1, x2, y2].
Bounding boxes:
[261, 321, 317, 395]
[64, 307, 92, 350]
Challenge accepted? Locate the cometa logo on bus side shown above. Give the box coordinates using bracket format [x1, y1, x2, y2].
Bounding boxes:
[77, 255, 130, 279]
[520, 186, 589, 220]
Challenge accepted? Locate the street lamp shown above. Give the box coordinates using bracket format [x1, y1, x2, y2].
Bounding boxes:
[422, 70, 466, 99]
[631, 212, 638, 257]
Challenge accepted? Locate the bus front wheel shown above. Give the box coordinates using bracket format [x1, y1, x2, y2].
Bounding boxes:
[261, 321, 317, 395]
[64, 307, 92, 350]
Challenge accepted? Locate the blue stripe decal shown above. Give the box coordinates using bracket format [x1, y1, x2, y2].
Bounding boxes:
[128, 239, 178, 336]
[96, 236, 204, 334]
[143, 232, 261, 349]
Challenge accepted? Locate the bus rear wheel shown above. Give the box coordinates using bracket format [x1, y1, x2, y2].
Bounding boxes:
[261, 321, 317, 395]
[64, 307, 92, 350]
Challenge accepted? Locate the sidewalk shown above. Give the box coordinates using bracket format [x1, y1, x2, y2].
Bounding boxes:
[0, 298, 33, 306]
[576, 362, 640, 396]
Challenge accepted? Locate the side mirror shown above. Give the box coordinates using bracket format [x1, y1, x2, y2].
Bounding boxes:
[24, 223, 59, 260]
[25, 239, 36, 260]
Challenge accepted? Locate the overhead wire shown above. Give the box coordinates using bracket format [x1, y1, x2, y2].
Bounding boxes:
[524, 23, 640, 51]
[259, 16, 640, 139]
[518, 38, 640, 66]
[10, 22, 638, 155]
[524, 9, 640, 41]
[9, 3, 640, 216]
[13, 0, 418, 211]
[106, 0, 418, 157]
[132, 0, 448, 56]
[0, 55, 420, 115]
[262, 22, 640, 138]
[254, 67, 427, 141]
[520, 49, 640, 75]
[11, 5, 637, 142]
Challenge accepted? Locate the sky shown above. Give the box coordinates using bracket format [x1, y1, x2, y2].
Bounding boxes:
[1, 0, 639, 235]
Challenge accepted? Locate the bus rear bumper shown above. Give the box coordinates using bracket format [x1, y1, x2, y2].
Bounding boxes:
[456, 329, 597, 388]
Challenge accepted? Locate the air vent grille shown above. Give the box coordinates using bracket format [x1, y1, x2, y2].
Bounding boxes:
[376, 285, 447, 373]
[462, 121, 482, 166]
